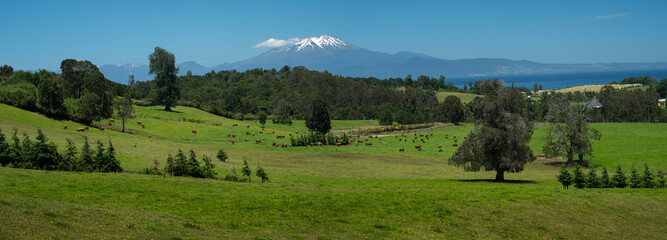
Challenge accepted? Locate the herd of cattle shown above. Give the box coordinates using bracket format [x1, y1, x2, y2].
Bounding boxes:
[63, 119, 464, 153]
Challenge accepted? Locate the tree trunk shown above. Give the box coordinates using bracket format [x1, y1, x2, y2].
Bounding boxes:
[165, 105, 172, 112]
[122, 117, 125, 133]
[495, 171, 504, 182]
[578, 153, 584, 164]
[566, 150, 574, 165]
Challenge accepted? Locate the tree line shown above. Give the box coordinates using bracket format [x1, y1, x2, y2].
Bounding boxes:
[0, 128, 122, 172]
[557, 164, 665, 189]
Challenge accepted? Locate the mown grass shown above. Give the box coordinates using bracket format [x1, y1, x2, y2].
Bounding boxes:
[536, 84, 642, 94]
[1, 103, 666, 239]
[436, 91, 481, 103]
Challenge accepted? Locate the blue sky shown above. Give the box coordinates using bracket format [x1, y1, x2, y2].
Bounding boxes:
[2, 0, 666, 70]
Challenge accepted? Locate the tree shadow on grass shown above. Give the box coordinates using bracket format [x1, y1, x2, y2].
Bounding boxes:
[454, 179, 537, 184]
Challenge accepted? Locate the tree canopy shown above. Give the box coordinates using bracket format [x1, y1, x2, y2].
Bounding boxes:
[149, 47, 180, 111]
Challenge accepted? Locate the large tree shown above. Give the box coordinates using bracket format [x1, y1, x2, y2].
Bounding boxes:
[449, 79, 534, 181]
[306, 98, 331, 134]
[149, 47, 180, 111]
[113, 94, 135, 133]
[543, 94, 601, 165]
[437, 95, 464, 125]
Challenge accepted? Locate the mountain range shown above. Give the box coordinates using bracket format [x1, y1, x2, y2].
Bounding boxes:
[98, 35, 667, 84]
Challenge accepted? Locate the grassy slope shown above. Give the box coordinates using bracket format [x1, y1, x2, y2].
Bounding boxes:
[436, 92, 481, 103]
[1, 103, 666, 239]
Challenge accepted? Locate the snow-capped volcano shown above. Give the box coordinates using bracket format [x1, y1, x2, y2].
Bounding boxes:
[279, 35, 357, 52]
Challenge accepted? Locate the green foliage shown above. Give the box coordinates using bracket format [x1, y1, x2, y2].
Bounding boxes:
[242, 160, 252, 183]
[161, 149, 217, 179]
[611, 166, 628, 188]
[640, 164, 655, 188]
[37, 77, 65, 116]
[600, 167, 611, 188]
[0, 129, 12, 166]
[0, 80, 39, 111]
[543, 94, 601, 164]
[61, 139, 78, 171]
[306, 98, 331, 134]
[0, 64, 13, 76]
[113, 95, 135, 133]
[149, 47, 180, 111]
[437, 95, 464, 125]
[257, 111, 267, 127]
[216, 149, 228, 162]
[449, 79, 534, 181]
[620, 76, 657, 86]
[79, 137, 93, 171]
[200, 155, 217, 178]
[657, 78, 667, 98]
[573, 165, 586, 189]
[598, 86, 661, 122]
[290, 132, 350, 147]
[272, 100, 293, 125]
[657, 170, 665, 188]
[556, 165, 573, 189]
[585, 168, 600, 188]
[629, 166, 641, 188]
[255, 166, 269, 183]
[378, 108, 393, 126]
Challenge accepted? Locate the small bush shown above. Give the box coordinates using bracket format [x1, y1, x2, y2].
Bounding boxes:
[611, 166, 628, 188]
[573, 165, 586, 189]
[640, 164, 655, 188]
[629, 166, 641, 188]
[557, 165, 573, 189]
[586, 168, 600, 188]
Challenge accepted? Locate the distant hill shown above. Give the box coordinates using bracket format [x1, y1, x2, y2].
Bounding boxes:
[97, 35, 667, 83]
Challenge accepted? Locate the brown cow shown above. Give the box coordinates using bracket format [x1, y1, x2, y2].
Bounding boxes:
[147, 135, 152, 138]
[246, 131, 250, 135]
[99, 127, 105, 131]
[399, 148, 404, 152]
[137, 121, 142, 125]
[245, 138, 249, 142]
[452, 143, 458, 147]
[454, 139, 458, 142]
[247, 125, 250, 128]
[365, 142, 372, 146]
[109, 119, 115, 123]
[317, 142, 323, 146]
[415, 145, 421, 149]
[84, 126, 89, 130]
[255, 139, 262, 143]
[231, 140, 235, 144]
[76, 128, 85, 132]
[64, 124, 68, 129]
[276, 135, 285, 139]
[233, 123, 238, 126]
[141, 124, 145, 129]
[438, 145, 442, 148]
[336, 142, 342, 146]
[231, 134, 236, 138]
[192, 130, 197, 134]
[381, 141, 386, 144]
[439, 149, 443, 152]
[418, 148, 423, 151]
[538, 154, 546, 158]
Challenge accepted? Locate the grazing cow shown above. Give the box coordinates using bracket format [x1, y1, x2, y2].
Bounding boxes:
[84, 126, 89, 130]
[76, 128, 85, 132]
[420, 134, 424, 137]
[415, 145, 421, 149]
[452, 143, 458, 147]
[438, 145, 442, 148]
[231, 140, 235, 144]
[259, 131, 263, 134]
[141, 124, 145, 129]
[64, 124, 68, 129]
[109, 119, 115, 123]
[252, 132, 255, 136]
[147, 135, 152, 138]
[538, 154, 546, 158]
[227, 134, 231, 137]
[245, 138, 249, 142]
[137, 121, 142, 125]
[276, 135, 285, 139]
[233, 123, 238, 126]
[418, 148, 422, 151]
[365, 142, 372, 146]
[295, 131, 298, 134]
[317, 142, 323, 146]
[272, 142, 277, 146]
[231, 134, 236, 138]
[192, 130, 197, 134]
[381, 141, 386, 144]
[246, 131, 250, 135]
[439, 149, 443, 152]
[99, 127, 105, 131]
[412, 140, 415, 143]
[281, 143, 288, 148]
[399, 148, 404, 152]
[255, 139, 262, 143]
[454, 139, 457, 142]
[336, 142, 342, 146]
[247, 125, 250, 128]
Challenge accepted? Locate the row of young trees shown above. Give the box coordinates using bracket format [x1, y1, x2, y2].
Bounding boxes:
[0, 128, 121, 172]
[558, 165, 665, 189]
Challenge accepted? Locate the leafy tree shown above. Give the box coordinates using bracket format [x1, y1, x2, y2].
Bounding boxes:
[149, 47, 180, 111]
[657, 78, 667, 98]
[600, 167, 611, 188]
[0, 64, 13, 76]
[61, 139, 78, 171]
[187, 150, 202, 178]
[216, 149, 228, 162]
[33, 129, 62, 170]
[273, 99, 293, 125]
[557, 165, 573, 189]
[19, 133, 34, 168]
[94, 141, 106, 171]
[101, 140, 122, 172]
[164, 154, 175, 176]
[306, 98, 331, 134]
[257, 111, 267, 127]
[437, 95, 464, 125]
[543, 94, 601, 165]
[173, 149, 188, 177]
[449, 79, 534, 181]
[640, 164, 655, 188]
[611, 166, 628, 188]
[37, 77, 65, 116]
[255, 166, 269, 183]
[113, 94, 135, 133]
[242, 160, 252, 183]
[8, 128, 21, 165]
[200, 155, 217, 178]
[379, 108, 393, 126]
[629, 166, 641, 188]
[657, 170, 665, 188]
[79, 137, 93, 171]
[573, 165, 586, 189]
[0, 129, 11, 166]
[586, 168, 600, 188]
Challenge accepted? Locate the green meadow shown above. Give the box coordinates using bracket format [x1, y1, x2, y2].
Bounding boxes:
[1, 103, 666, 239]
[436, 91, 482, 103]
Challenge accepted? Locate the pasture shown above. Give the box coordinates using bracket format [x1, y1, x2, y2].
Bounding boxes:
[436, 91, 481, 103]
[1, 103, 666, 239]
[536, 83, 642, 94]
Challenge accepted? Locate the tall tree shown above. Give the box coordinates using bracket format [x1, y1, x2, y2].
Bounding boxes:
[113, 94, 135, 133]
[0, 129, 11, 166]
[449, 79, 534, 181]
[543, 94, 601, 164]
[242, 160, 252, 183]
[437, 95, 464, 125]
[38, 77, 65, 116]
[149, 47, 180, 111]
[306, 98, 331, 134]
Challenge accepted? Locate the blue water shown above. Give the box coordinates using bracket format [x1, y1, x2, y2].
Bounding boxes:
[448, 69, 667, 90]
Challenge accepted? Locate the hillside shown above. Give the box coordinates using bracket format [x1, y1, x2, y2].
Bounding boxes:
[1, 104, 666, 239]
[436, 92, 482, 104]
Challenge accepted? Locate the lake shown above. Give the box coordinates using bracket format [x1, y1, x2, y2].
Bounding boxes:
[448, 69, 667, 90]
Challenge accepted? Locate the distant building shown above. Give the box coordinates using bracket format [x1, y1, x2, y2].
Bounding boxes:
[659, 99, 666, 107]
[586, 98, 602, 109]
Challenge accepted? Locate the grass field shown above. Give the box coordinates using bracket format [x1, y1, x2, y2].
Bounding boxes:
[436, 91, 481, 103]
[1, 103, 666, 239]
[536, 83, 642, 94]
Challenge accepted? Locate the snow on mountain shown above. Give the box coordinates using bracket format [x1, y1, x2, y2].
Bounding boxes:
[278, 35, 352, 52]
